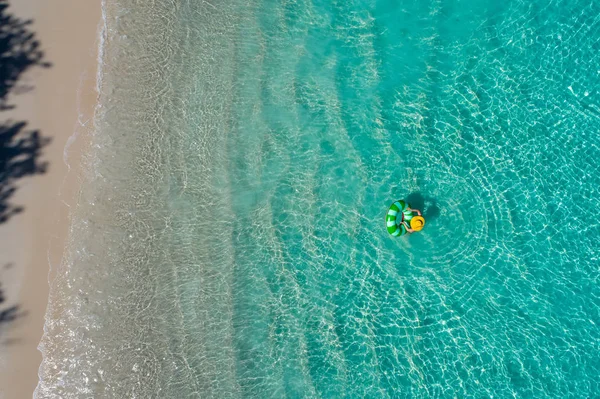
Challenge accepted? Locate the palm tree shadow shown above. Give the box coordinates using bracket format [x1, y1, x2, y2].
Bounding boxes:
[0, 121, 50, 222]
[405, 192, 440, 222]
[0, 2, 52, 110]
[0, 283, 20, 323]
[0, 2, 51, 223]
[0, 278, 27, 340]
[0, 2, 51, 329]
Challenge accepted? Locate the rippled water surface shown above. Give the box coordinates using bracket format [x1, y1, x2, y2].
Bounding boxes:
[37, 0, 599, 397]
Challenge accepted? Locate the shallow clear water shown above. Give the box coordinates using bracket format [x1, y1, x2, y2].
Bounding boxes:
[37, 0, 600, 397]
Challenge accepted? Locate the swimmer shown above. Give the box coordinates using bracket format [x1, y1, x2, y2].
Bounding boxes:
[402, 207, 422, 233]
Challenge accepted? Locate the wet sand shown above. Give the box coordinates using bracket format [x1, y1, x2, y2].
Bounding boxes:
[0, 1, 101, 397]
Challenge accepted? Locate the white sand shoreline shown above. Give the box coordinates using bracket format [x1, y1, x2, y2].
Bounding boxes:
[0, 1, 102, 397]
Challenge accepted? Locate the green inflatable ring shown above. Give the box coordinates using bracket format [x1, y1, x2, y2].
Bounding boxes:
[386, 200, 414, 237]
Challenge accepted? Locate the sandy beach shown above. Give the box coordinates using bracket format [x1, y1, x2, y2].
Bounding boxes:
[0, 1, 101, 397]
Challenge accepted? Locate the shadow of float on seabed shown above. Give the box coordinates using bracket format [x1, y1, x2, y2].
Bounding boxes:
[405, 192, 440, 222]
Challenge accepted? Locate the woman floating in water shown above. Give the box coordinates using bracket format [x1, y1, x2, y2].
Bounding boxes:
[402, 207, 423, 233]
[386, 200, 426, 236]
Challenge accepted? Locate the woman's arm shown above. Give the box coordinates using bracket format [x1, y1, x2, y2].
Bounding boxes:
[403, 222, 415, 233]
[407, 207, 422, 216]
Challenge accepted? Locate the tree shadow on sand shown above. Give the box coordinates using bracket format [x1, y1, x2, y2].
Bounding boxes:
[0, 1, 50, 329]
[0, 2, 51, 110]
[0, 280, 20, 325]
[0, 262, 27, 342]
[0, 120, 49, 223]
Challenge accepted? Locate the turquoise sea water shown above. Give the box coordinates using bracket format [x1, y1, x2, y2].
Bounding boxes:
[36, 0, 599, 397]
